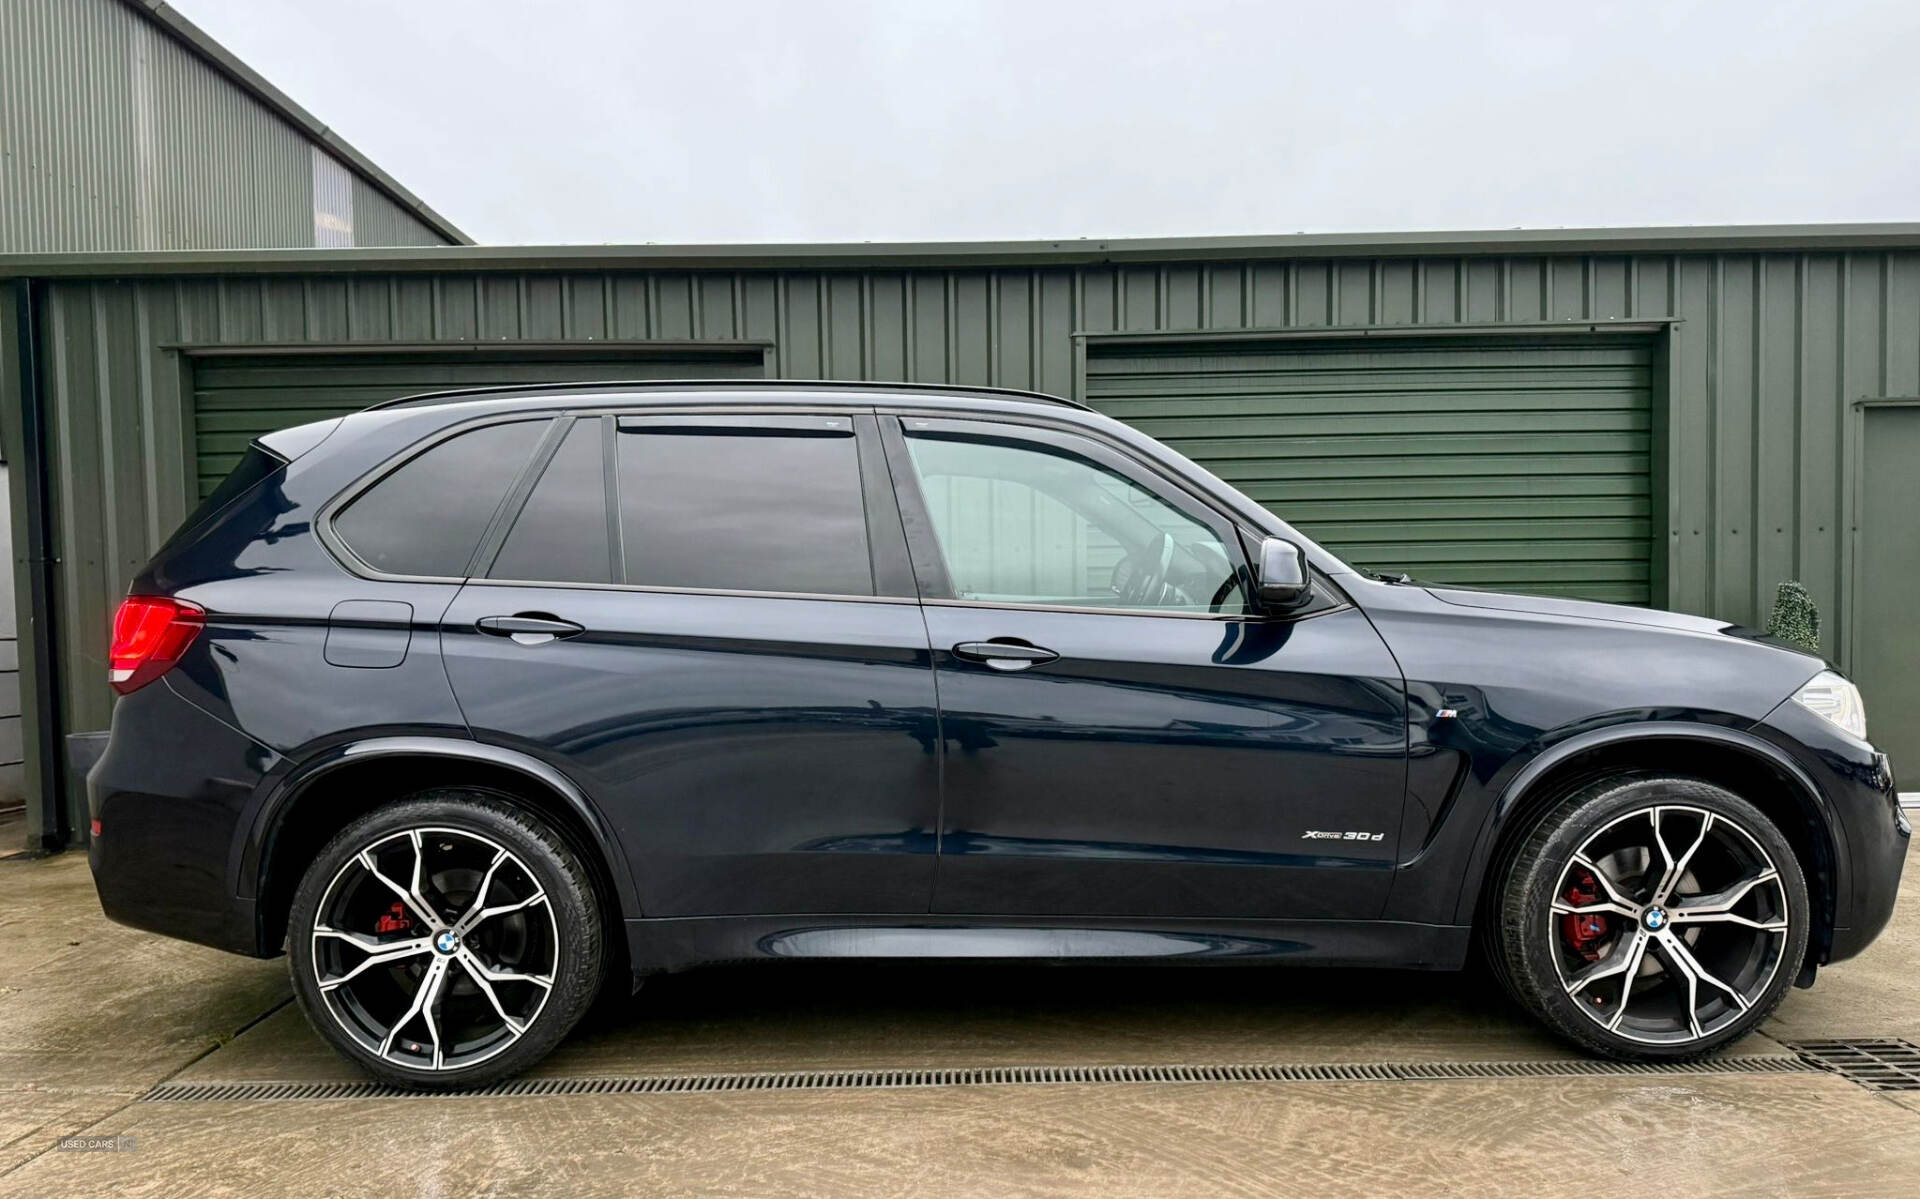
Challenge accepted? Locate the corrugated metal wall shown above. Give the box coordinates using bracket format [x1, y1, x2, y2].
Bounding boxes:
[9, 248, 1920, 825]
[351, 178, 453, 248]
[1, 0, 142, 251]
[310, 148, 353, 248]
[0, 0, 449, 251]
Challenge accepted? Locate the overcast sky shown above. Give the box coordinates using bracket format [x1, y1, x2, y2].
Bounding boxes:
[172, 0, 1920, 246]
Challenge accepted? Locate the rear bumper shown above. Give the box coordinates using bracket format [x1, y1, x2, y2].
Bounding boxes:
[87, 681, 279, 957]
[1755, 701, 1910, 964]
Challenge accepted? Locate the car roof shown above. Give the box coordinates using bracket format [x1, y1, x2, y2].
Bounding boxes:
[364, 378, 1093, 415]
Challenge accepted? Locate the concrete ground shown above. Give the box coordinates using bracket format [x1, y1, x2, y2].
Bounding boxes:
[1, 843, 1917, 1197]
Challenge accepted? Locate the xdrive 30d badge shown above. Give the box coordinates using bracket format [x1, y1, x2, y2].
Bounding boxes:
[88, 381, 1908, 1088]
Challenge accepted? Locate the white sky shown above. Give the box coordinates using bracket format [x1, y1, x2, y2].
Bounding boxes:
[171, 0, 1920, 246]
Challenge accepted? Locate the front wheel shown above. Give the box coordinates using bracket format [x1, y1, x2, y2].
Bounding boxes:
[1491, 775, 1809, 1059]
[287, 790, 605, 1090]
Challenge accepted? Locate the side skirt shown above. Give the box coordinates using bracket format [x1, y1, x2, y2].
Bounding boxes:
[625, 915, 1471, 979]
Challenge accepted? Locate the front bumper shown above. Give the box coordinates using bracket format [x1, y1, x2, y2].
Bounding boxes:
[87, 680, 279, 956]
[1755, 700, 1909, 963]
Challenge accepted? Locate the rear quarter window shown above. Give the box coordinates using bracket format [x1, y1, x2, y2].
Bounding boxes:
[330, 419, 547, 577]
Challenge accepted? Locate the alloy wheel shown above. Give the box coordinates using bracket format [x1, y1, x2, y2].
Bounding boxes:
[309, 826, 560, 1072]
[1549, 804, 1790, 1046]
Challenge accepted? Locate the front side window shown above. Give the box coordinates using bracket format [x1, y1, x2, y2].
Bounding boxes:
[615, 419, 874, 596]
[904, 428, 1250, 613]
[332, 419, 546, 577]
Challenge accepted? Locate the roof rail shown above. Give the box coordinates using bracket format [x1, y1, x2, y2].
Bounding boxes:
[362, 378, 1092, 414]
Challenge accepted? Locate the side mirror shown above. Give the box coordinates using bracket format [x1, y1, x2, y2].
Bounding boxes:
[1256, 538, 1312, 611]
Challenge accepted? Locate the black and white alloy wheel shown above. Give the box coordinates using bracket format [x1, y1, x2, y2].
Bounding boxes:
[288, 791, 604, 1090]
[1492, 776, 1810, 1060]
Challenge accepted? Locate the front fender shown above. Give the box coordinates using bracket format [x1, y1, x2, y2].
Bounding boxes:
[1445, 721, 1841, 927]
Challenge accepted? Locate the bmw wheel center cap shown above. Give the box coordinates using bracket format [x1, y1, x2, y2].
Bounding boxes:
[1643, 907, 1668, 932]
[434, 929, 460, 955]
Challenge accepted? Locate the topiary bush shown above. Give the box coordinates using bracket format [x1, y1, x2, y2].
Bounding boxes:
[1767, 581, 1821, 653]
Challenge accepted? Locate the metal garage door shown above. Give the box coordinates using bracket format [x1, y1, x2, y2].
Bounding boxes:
[190, 349, 765, 497]
[1085, 337, 1654, 603]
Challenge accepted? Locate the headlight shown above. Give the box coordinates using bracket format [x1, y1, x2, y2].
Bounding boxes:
[1792, 670, 1867, 741]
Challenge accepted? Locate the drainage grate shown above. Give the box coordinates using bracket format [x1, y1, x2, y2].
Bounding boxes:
[1788, 1039, 1920, 1091]
[139, 1054, 1817, 1103]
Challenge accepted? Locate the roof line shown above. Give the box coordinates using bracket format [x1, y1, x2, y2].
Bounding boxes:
[364, 378, 1094, 412]
[8, 221, 1920, 278]
[122, 0, 473, 246]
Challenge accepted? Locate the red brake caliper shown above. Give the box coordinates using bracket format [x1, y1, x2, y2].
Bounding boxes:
[373, 901, 412, 935]
[1561, 867, 1610, 961]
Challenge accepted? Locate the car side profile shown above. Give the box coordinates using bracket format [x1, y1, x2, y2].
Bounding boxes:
[88, 381, 1908, 1089]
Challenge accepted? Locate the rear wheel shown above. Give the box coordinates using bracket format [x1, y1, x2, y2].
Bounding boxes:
[287, 790, 605, 1089]
[1491, 775, 1808, 1059]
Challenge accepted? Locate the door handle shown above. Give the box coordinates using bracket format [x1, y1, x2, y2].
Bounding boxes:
[952, 640, 1060, 671]
[476, 613, 586, 646]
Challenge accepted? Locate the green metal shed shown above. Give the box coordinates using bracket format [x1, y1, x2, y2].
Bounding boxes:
[4, 223, 1919, 850]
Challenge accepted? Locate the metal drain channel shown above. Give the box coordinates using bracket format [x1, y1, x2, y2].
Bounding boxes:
[140, 1055, 1817, 1103]
[1786, 1038, 1920, 1091]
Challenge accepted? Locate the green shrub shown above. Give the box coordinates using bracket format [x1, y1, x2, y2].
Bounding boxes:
[1767, 581, 1821, 653]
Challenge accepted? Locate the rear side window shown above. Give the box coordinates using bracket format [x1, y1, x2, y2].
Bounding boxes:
[615, 419, 873, 596]
[332, 419, 546, 577]
[489, 418, 613, 584]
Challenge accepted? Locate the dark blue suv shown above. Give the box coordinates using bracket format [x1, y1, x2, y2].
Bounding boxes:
[88, 381, 1908, 1088]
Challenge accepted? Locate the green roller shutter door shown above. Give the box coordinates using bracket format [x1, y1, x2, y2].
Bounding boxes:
[190, 349, 765, 497]
[1085, 337, 1654, 604]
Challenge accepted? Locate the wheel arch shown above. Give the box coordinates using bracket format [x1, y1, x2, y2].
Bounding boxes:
[246, 737, 640, 958]
[1456, 724, 1842, 965]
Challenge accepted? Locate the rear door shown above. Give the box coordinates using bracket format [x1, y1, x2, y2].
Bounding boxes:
[887, 414, 1409, 921]
[440, 410, 941, 917]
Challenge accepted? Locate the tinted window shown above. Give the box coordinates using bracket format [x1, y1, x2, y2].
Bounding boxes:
[905, 431, 1249, 613]
[490, 418, 612, 584]
[332, 420, 545, 577]
[155, 443, 288, 562]
[616, 422, 873, 595]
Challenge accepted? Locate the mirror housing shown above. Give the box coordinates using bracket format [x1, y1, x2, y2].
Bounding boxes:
[1256, 538, 1312, 611]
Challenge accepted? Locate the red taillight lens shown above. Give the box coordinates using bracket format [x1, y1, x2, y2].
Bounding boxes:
[109, 596, 204, 695]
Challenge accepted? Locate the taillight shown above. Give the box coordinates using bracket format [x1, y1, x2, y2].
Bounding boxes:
[109, 596, 204, 695]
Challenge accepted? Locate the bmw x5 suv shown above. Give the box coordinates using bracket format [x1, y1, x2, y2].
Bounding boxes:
[89, 381, 1907, 1089]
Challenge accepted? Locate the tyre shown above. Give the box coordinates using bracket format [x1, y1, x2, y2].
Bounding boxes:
[1490, 774, 1809, 1059]
[287, 790, 605, 1090]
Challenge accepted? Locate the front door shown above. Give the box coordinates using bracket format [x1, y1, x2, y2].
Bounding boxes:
[886, 416, 1409, 921]
[442, 411, 940, 917]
